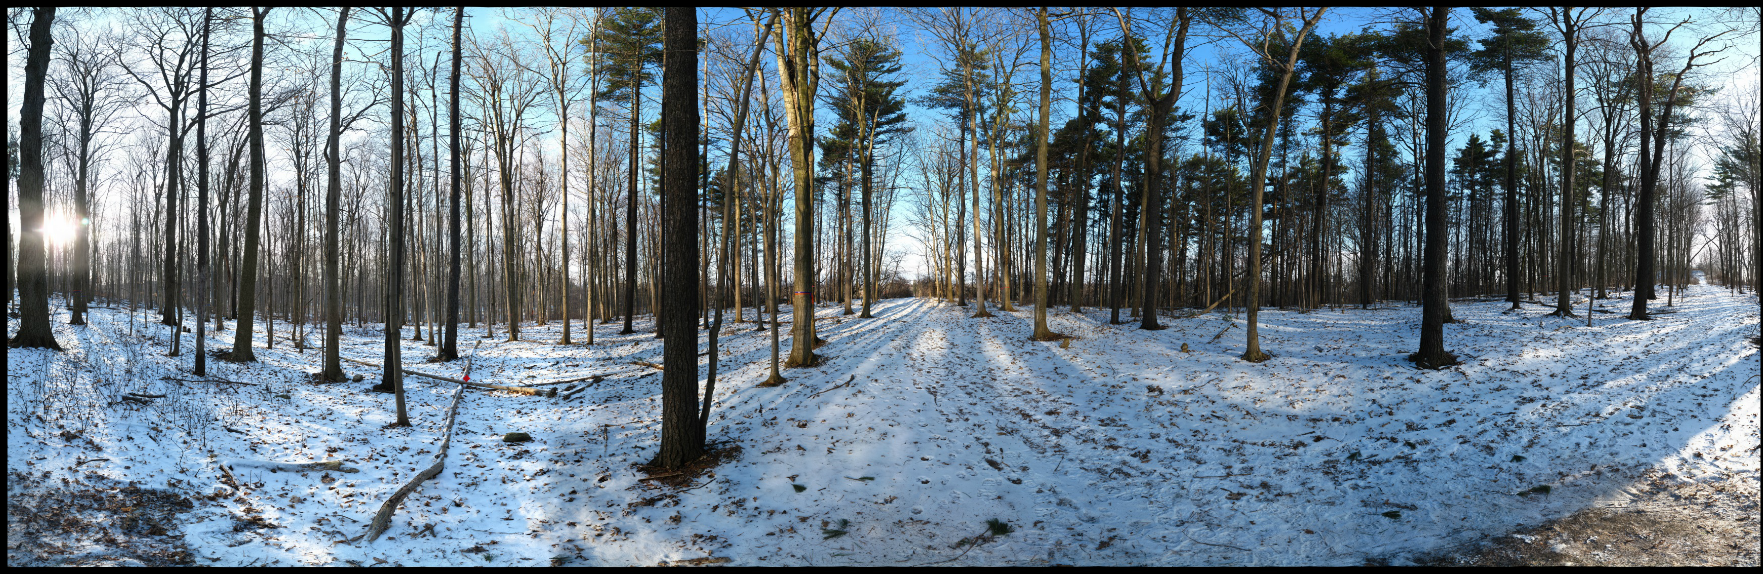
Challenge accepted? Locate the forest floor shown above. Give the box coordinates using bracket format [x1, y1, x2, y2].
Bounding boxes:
[7, 278, 1758, 566]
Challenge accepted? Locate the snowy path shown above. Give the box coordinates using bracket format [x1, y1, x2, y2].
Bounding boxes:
[7, 282, 1758, 565]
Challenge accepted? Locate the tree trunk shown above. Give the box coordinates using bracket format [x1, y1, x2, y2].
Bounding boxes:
[381, 7, 412, 427]
[1242, 9, 1314, 362]
[441, 7, 462, 361]
[777, 8, 821, 367]
[228, 9, 271, 363]
[651, 7, 704, 469]
[1552, 10, 1579, 317]
[11, 7, 61, 351]
[1411, 6, 1458, 369]
[195, 8, 212, 374]
[1032, 8, 1057, 339]
[321, 8, 352, 379]
[621, 42, 642, 336]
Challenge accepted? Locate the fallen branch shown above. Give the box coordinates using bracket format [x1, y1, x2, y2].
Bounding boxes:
[364, 371, 470, 542]
[1208, 322, 1238, 343]
[1174, 288, 1236, 320]
[808, 375, 857, 399]
[638, 471, 688, 483]
[218, 464, 247, 497]
[631, 361, 665, 371]
[1185, 532, 1249, 552]
[162, 377, 257, 386]
[341, 356, 546, 396]
[126, 392, 167, 399]
[74, 457, 110, 468]
[527, 374, 605, 387]
[121, 395, 154, 404]
[224, 459, 361, 474]
[364, 343, 479, 543]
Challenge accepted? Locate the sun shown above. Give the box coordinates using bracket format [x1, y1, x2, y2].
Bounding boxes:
[44, 215, 77, 247]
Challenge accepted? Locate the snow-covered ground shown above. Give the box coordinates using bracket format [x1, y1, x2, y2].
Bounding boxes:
[7, 279, 1759, 566]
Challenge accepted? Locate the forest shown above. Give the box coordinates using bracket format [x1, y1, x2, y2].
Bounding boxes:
[6, 7, 1760, 566]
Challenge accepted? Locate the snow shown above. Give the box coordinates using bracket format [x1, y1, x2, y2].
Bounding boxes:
[8, 279, 1759, 565]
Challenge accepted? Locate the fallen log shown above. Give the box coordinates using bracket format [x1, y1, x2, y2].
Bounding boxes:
[527, 374, 606, 387]
[340, 356, 546, 396]
[162, 377, 257, 386]
[224, 459, 361, 474]
[1172, 288, 1235, 320]
[364, 380, 466, 543]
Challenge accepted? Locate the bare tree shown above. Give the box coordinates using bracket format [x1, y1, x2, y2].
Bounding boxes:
[1628, 8, 1729, 320]
[49, 19, 127, 326]
[321, 7, 353, 379]
[440, 6, 463, 361]
[1206, 7, 1325, 361]
[517, 7, 589, 345]
[226, 7, 272, 363]
[11, 7, 61, 350]
[775, 7, 835, 368]
[193, 8, 212, 374]
[471, 28, 545, 341]
[376, 6, 416, 427]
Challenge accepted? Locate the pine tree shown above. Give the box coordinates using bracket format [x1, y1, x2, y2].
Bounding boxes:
[588, 8, 663, 335]
[1469, 7, 1550, 310]
[1410, 7, 1459, 369]
[652, 6, 703, 470]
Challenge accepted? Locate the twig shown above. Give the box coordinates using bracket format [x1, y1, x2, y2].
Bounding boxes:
[126, 392, 167, 399]
[638, 471, 688, 483]
[218, 464, 246, 496]
[74, 457, 110, 468]
[808, 375, 857, 399]
[914, 528, 993, 566]
[1185, 532, 1249, 552]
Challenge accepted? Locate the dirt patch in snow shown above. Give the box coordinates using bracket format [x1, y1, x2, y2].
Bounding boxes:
[1415, 467, 1760, 567]
[6, 470, 202, 566]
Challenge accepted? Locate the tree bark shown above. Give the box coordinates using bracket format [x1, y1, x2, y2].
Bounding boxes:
[322, 8, 352, 379]
[1032, 8, 1058, 340]
[194, 8, 212, 374]
[382, 7, 412, 426]
[11, 7, 61, 351]
[228, 9, 271, 363]
[1411, 6, 1459, 369]
[441, 7, 462, 361]
[652, 6, 704, 470]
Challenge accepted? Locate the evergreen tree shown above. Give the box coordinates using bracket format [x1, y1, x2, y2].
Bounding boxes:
[1469, 7, 1550, 309]
[587, 7, 663, 335]
[822, 37, 910, 319]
